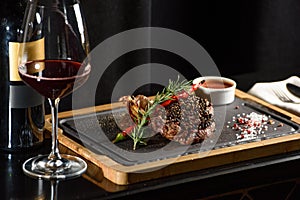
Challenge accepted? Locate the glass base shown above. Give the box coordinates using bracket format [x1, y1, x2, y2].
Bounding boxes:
[22, 154, 87, 180]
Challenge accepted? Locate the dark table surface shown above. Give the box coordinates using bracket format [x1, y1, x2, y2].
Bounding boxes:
[3, 137, 300, 200]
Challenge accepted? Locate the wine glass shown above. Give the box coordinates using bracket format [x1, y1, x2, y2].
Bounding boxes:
[18, 0, 90, 180]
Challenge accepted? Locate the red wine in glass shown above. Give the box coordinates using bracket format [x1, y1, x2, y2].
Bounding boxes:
[19, 0, 90, 180]
[19, 59, 90, 180]
[19, 60, 90, 100]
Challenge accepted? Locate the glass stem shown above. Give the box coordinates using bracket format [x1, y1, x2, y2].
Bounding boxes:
[48, 98, 61, 161]
[50, 180, 59, 200]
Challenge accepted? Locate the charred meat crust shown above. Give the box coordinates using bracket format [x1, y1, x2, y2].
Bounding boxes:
[151, 95, 215, 145]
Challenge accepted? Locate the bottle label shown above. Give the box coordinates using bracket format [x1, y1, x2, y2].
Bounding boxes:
[9, 38, 45, 81]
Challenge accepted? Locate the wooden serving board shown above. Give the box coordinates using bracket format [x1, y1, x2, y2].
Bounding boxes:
[45, 89, 300, 188]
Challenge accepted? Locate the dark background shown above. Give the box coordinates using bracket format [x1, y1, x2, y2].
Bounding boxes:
[58, 0, 300, 112]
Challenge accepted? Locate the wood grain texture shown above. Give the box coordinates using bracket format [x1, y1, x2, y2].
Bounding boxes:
[45, 89, 300, 187]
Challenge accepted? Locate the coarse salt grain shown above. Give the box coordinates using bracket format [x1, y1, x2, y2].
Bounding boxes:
[229, 112, 269, 142]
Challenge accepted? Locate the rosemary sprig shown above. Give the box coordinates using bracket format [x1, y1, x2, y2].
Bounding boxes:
[130, 77, 192, 150]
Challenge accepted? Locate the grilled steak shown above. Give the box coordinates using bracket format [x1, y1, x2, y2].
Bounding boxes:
[151, 95, 215, 145]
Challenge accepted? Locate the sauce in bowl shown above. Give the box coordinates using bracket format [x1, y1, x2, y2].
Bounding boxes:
[201, 80, 233, 89]
[193, 76, 236, 105]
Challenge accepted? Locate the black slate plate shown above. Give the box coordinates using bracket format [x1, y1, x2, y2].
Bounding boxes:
[59, 97, 300, 166]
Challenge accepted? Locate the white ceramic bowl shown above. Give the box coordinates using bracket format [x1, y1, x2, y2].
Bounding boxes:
[193, 76, 236, 106]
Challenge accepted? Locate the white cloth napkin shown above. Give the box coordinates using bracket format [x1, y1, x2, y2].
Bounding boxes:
[248, 76, 300, 116]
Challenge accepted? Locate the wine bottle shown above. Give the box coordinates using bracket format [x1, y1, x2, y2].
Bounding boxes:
[0, 0, 45, 152]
